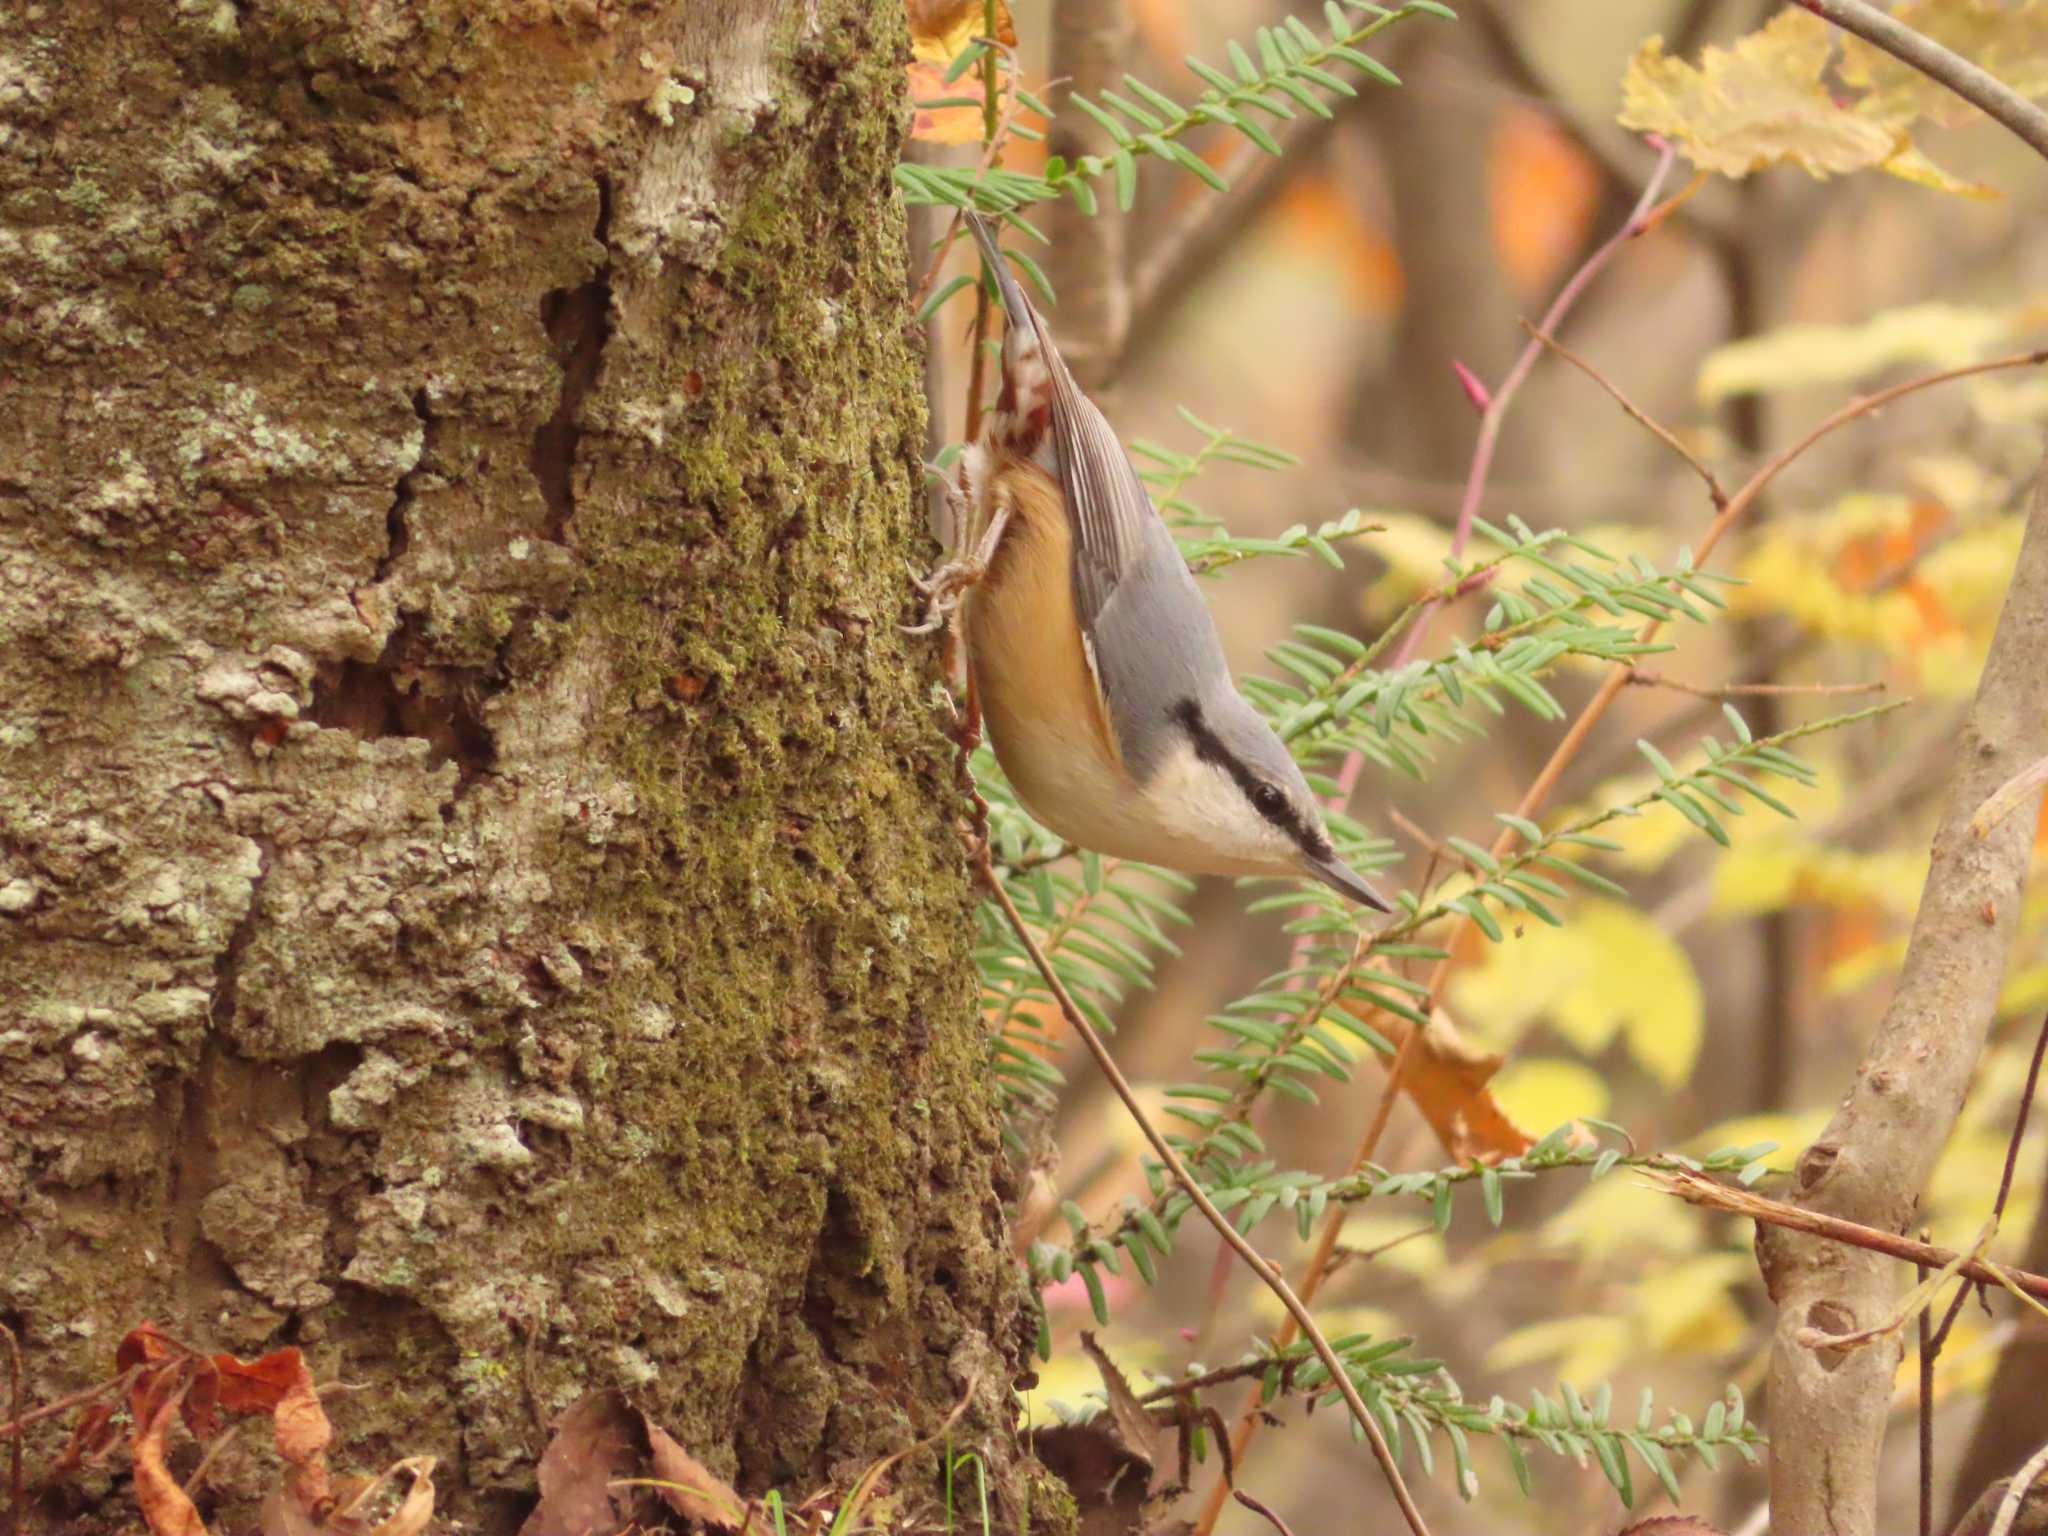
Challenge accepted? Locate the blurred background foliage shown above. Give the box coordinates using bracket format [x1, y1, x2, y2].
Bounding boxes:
[904, 2, 2048, 1531]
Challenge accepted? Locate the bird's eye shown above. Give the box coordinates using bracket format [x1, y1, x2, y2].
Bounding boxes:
[1250, 782, 1288, 817]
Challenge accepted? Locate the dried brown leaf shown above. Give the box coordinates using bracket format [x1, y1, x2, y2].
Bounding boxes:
[134, 1389, 211, 1536]
[54, 1400, 121, 1474]
[214, 1348, 311, 1416]
[1077, 1333, 1171, 1498]
[641, 1417, 746, 1530]
[273, 1360, 334, 1515]
[1345, 1006, 1535, 1161]
[519, 1390, 643, 1536]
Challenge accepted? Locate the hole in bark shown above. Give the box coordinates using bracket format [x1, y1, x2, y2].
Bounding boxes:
[308, 622, 498, 786]
[530, 181, 613, 544]
[1795, 1143, 1839, 1192]
[1806, 1299, 1856, 1371]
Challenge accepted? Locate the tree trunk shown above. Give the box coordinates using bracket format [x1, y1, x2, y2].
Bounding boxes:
[0, 3, 1040, 1530]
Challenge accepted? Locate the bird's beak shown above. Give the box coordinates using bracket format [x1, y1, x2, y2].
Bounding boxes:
[1300, 849, 1394, 912]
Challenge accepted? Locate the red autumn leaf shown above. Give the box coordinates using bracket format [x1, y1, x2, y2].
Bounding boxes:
[214, 1347, 310, 1415]
[54, 1399, 120, 1473]
[133, 1387, 211, 1536]
[274, 1365, 335, 1515]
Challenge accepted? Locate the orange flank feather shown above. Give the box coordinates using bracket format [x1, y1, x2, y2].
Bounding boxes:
[966, 462, 1124, 809]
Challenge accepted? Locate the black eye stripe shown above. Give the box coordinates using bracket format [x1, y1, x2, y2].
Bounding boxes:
[1171, 698, 1333, 861]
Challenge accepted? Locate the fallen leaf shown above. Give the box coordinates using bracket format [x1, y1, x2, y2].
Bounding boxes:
[54, 1399, 120, 1473]
[519, 1390, 644, 1536]
[271, 1358, 334, 1515]
[641, 1416, 746, 1529]
[1077, 1333, 1173, 1499]
[214, 1348, 312, 1415]
[133, 1386, 211, 1536]
[324, 1456, 439, 1536]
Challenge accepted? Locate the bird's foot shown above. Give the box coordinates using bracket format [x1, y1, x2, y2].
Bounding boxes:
[903, 555, 985, 636]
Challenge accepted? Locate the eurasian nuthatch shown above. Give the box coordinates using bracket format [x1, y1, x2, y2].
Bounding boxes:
[914, 212, 1390, 913]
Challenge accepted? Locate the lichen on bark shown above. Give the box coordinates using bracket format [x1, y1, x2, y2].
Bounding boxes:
[0, 2, 1039, 1528]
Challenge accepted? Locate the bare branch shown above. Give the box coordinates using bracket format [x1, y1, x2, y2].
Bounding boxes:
[1521, 318, 1729, 507]
[1652, 1169, 2048, 1304]
[1043, 0, 1132, 388]
[1763, 448, 2048, 1536]
[1623, 667, 1885, 700]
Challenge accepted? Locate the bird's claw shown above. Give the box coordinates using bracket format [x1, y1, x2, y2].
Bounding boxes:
[905, 556, 982, 636]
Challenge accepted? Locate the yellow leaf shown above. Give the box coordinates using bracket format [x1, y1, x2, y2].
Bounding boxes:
[907, 0, 1016, 59]
[1632, 1253, 1754, 1356]
[904, 0, 1019, 145]
[1488, 1058, 1611, 1133]
[1618, 13, 1904, 180]
[1685, 1110, 1830, 1172]
[1448, 899, 1704, 1088]
[1618, 8, 2020, 197]
[1881, 141, 2000, 198]
[1840, 0, 2048, 128]
[1335, 1214, 1449, 1278]
[1546, 1175, 1705, 1261]
[1484, 1316, 1632, 1382]
[1697, 304, 2015, 403]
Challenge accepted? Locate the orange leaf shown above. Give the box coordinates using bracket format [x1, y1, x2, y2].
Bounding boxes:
[906, 58, 1013, 145]
[54, 1400, 120, 1474]
[907, 0, 1016, 53]
[116, 1322, 179, 1372]
[213, 1348, 308, 1415]
[1348, 1005, 1535, 1161]
[274, 1366, 334, 1515]
[133, 1388, 211, 1536]
[904, 0, 1019, 145]
[1489, 105, 1601, 296]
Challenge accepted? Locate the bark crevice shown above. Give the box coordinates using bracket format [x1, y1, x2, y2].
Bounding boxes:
[531, 179, 615, 546]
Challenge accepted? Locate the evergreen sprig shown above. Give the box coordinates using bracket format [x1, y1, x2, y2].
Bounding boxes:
[896, 2, 1450, 240]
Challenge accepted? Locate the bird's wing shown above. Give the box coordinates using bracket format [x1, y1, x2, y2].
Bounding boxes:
[965, 212, 1204, 763]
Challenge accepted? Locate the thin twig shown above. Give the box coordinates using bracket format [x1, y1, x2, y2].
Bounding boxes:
[0, 1364, 145, 1443]
[1522, 318, 1728, 507]
[1, 1322, 19, 1536]
[1991, 1443, 2048, 1536]
[975, 846, 1431, 1536]
[1373, 141, 1683, 679]
[1623, 667, 1886, 700]
[183, 1418, 248, 1498]
[1794, 0, 2048, 164]
[1921, 1245, 1936, 1536]
[1652, 1169, 2048, 1303]
[1931, 1012, 2048, 1354]
[1235, 1490, 1302, 1536]
[907, 47, 1039, 315]
[1197, 142, 1683, 1534]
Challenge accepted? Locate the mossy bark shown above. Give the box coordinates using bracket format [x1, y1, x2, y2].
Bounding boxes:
[0, 3, 1039, 1528]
